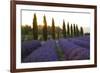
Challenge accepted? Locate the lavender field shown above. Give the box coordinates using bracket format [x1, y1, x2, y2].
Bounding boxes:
[21, 35, 90, 63]
[21, 13, 90, 63]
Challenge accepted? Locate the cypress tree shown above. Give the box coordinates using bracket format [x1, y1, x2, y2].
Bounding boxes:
[73, 24, 76, 37]
[43, 15, 48, 41]
[80, 27, 84, 36]
[51, 18, 56, 39]
[70, 24, 74, 37]
[67, 22, 70, 37]
[62, 20, 67, 38]
[33, 13, 38, 40]
[76, 25, 79, 37]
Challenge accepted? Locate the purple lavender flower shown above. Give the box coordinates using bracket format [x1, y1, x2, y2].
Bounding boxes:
[22, 40, 58, 63]
[58, 38, 90, 60]
[21, 40, 41, 59]
[69, 38, 90, 49]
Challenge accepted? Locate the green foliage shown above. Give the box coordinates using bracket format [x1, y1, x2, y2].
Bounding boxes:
[55, 42, 65, 60]
[70, 24, 74, 37]
[33, 13, 38, 40]
[67, 22, 70, 37]
[55, 26, 62, 39]
[21, 25, 32, 35]
[62, 20, 67, 38]
[21, 25, 33, 41]
[22, 14, 85, 41]
[73, 24, 76, 37]
[43, 15, 48, 41]
[51, 18, 56, 39]
[76, 25, 79, 37]
[47, 26, 52, 35]
[80, 27, 84, 36]
[57, 32, 60, 39]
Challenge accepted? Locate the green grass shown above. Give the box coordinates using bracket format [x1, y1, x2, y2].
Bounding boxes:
[55, 41, 65, 61]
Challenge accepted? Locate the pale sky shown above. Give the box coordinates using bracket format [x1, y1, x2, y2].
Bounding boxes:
[21, 10, 90, 33]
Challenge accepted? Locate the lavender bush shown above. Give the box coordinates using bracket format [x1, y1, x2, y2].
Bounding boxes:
[22, 40, 58, 62]
[69, 38, 90, 49]
[21, 40, 41, 59]
[58, 39, 90, 60]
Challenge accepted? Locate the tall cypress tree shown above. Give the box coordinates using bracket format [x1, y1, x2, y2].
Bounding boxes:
[73, 24, 76, 37]
[76, 25, 79, 37]
[67, 22, 70, 37]
[43, 15, 47, 41]
[62, 20, 67, 38]
[51, 18, 55, 39]
[33, 13, 38, 40]
[80, 27, 84, 36]
[70, 24, 73, 37]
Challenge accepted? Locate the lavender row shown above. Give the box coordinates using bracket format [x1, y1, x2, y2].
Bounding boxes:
[58, 39, 90, 60]
[21, 40, 41, 59]
[22, 40, 58, 63]
[69, 38, 90, 49]
[70, 38, 90, 49]
[72, 36, 90, 42]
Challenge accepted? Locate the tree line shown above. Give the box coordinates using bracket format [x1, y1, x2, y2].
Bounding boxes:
[22, 13, 84, 41]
